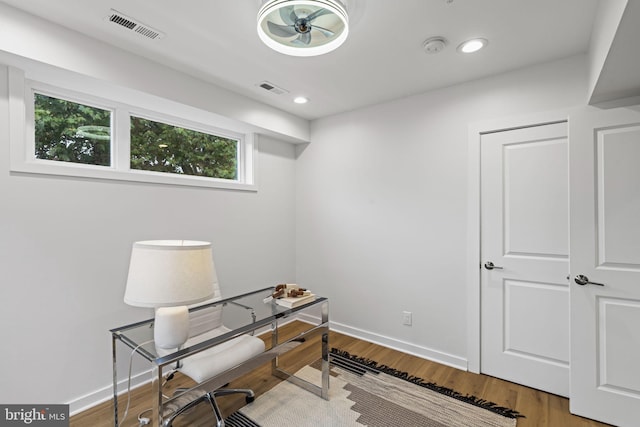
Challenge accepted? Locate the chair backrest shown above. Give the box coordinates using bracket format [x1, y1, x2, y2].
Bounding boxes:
[188, 281, 223, 338]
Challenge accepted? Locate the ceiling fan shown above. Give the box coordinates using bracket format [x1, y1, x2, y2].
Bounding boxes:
[257, 0, 349, 56]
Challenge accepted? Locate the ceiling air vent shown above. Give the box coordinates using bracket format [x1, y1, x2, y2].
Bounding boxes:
[257, 81, 288, 95]
[106, 9, 165, 40]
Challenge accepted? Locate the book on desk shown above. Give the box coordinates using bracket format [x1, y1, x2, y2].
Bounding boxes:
[275, 293, 316, 308]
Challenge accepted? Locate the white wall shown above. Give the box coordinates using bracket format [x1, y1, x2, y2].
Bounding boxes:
[296, 55, 590, 368]
[0, 63, 297, 412]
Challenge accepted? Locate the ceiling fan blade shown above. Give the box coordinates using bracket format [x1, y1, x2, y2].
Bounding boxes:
[278, 5, 296, 25]
[307, 8, 332, 22]
[292, 32, 312, 46]
[312, 25, 335, 38]
[267, 20, 297, 37]
[290, 33, 311, 47]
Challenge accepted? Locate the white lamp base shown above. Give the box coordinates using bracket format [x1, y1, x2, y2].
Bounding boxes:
[154, 306, 189, 349]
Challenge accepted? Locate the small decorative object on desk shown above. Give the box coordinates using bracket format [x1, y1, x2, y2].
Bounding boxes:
[272, 283, 316, 308]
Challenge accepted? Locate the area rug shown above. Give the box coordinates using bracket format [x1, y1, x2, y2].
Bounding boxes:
[225, 349, 522, 427]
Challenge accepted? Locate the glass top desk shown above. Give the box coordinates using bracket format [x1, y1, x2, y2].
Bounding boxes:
[111, 286, 329, 427]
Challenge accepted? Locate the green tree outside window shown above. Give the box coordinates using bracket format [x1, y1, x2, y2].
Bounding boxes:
[33, 93, 240, 181]
[130, 117, 238, 180]
[34, 93, 111, 166]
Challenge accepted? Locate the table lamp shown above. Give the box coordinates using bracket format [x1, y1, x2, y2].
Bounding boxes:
[124, 240, 216, 349]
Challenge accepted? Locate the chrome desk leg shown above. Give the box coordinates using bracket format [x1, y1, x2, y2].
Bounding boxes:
[151, 364, 163, 427]
[271, 320, 278, 375]
[270, 303, 330, 400]
[321, 300, 330, 400]
[112, 335, 118, 427]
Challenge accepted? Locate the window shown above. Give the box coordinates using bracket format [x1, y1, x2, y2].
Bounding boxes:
[130, 116, 238, 180]
[10, 73, 255, 191]
[34, 93, 112, 166]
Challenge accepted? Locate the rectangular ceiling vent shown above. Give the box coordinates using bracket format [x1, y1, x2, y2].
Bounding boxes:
[258, 81, 289, 95]
[106, 9, 165, 40]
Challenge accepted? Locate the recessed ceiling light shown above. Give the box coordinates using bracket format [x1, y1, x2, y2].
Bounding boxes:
[457, 38, 488, 54]
[294, 96, 309, 104]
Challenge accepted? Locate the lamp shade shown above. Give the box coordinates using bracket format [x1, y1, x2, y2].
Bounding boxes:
[124, 240, 216, 308]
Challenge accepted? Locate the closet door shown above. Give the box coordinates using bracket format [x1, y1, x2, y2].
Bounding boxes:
[481, 122, 570, 396]
[569, 107, 640, 427]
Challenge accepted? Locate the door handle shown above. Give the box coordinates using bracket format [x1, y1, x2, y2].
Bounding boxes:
[574, 274, 605, 287]
[484, 261, 503, 270]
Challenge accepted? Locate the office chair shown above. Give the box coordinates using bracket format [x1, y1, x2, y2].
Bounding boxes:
[160, 285, 265, 427]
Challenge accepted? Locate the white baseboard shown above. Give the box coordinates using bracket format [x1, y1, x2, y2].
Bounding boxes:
[297, 312, 469, 371]
[69, 368, 152, 416]
[281, 312, 468, 370]
[72, 313, 467, 415]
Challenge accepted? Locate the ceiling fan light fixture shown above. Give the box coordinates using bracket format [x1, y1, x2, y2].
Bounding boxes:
[257, 0, 349, 57]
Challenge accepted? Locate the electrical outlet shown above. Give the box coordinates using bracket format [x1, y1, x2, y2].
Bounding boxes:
[402, 311, 412, 326]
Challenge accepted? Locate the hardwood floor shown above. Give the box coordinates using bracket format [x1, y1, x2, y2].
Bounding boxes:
[72, 321, 611, 427]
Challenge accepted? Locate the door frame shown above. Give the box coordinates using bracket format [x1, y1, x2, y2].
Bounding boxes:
[465, 108, 575, 373]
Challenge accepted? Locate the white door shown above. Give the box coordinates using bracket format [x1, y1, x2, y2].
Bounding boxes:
[481, 122, 570, 396]
[569, 107, 640, 427]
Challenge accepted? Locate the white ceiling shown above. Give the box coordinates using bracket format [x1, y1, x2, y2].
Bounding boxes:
[0, 0, 601, 120]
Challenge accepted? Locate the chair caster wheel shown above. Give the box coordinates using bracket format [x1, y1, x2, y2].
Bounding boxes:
[245, 395, 255, 404]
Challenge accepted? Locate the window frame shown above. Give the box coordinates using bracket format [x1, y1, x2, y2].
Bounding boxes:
[29, 85, 117, 170]
[10, 74, 256, 191]
[127, 109, 244, 183]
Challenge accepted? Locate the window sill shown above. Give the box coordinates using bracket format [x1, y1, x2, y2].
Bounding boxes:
[10, 161, 258, 192]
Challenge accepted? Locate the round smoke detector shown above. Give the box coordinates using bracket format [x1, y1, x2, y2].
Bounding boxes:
[422, 36, 447, 54]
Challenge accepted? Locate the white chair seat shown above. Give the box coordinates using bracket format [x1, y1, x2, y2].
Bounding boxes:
[180, 326, 265, 383]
